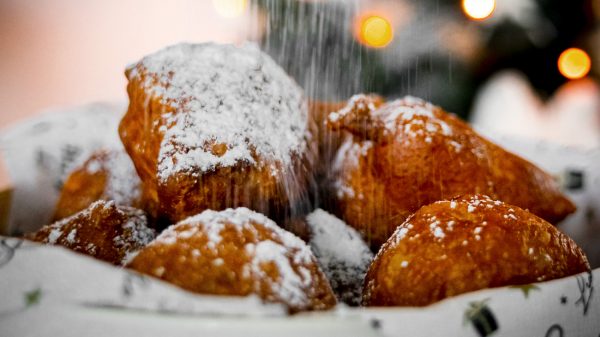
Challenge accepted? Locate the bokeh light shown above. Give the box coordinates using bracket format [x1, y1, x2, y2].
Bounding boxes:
[356, 15, 394, 48]
[462, 0, 495, 21]
[212, 0, 248, 18]
[558, 48, 592, 80]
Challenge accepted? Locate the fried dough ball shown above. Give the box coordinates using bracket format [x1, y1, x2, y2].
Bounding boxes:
[308, 100, 355, 171]
[119, 43, 316, 226]
[27, 200, 155, 265]
[305, 209, 373, 306]
[53, 149, 143, 221]
[328, 95, 576, 247]
[127, 207, 336, 313]
[363, 195, 589, 307]
[309, 97, 383, 209]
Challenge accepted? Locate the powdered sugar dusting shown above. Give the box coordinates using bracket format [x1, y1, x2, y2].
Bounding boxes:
[84, 149, 142, 206]
[306, 209, 373, 305]
[66, 229, 77, 244]
[378, 96, 453, 138]
[429, 219, 446, 240]
[397, 227, 410, 240]
[35, 200, 154, 265]
[150, 207, 319, 308]
[386, 195, 529, 252]
[330, 96, 466, 203]
[40, 208, 82, 245]
[247, 240, 312, 307]
[461, 195, 519, 219]
[328, 94, 377, 123]
[432, 226, 445, 239]
[332, 138, 372, 200]
[47, 227, 62, 244]
[128, 43, 309, 180]
[113, 206, 155, 264]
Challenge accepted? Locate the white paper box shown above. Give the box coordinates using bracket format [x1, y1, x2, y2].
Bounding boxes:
[1, 105, 599, 336]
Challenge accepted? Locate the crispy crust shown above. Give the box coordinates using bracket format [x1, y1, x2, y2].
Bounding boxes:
[363, 195, 589, 307]
[28, 200, 155, 265]
[119, 66, 316, 227]
[309, 99, 360, 211]
[308, 100, 348, 171]
[329, 95, 576, 247]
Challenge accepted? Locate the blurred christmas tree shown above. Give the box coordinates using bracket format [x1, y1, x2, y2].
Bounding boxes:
[251, 0, 364, 101]
[251, 0, 597, 119]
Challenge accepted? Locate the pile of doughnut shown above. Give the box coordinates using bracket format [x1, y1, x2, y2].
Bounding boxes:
[26, 43, 589, 312]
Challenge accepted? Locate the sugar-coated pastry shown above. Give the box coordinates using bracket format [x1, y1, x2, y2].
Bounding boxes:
[28, 200, 155, 265]
[306, 209, 373, 306]
[127, 207, 336, 313]
[309, 97, 382, 210]
[53, 149, 143, 221]
[363, 195, 589, 307]
[328, 95, 576, 247]
[308, 100, 353, 172]
[119, 43, 315, 226]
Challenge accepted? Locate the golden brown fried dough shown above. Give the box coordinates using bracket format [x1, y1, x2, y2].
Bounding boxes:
[363, 195, 589, 307]
[28, 200, 155, 265]
[309, 97, 382, 209]
[128, 207, 336, 313]
[119, 43, 315, 226]
[53, 149, 143, 221]
[328, 95, 576, 247]
[309, 100, 357, 169]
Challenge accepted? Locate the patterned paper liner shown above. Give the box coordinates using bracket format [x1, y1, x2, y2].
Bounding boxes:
[0, 105, 599, 335]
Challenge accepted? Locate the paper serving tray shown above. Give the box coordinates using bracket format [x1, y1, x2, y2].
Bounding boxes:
[0, 104, 599, 336]
[0, 238, 597, 336]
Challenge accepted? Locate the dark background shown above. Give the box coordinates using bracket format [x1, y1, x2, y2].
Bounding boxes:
[254, 0, 599, 119]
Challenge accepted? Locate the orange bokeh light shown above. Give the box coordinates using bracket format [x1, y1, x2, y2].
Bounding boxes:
[356, 15, 394, 48]
[462, 0, 495, 21]
[558, 48, 592, 80]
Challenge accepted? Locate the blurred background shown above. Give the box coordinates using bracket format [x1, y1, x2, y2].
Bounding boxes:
[0, 0, 599, 147]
